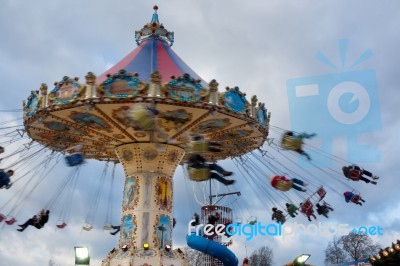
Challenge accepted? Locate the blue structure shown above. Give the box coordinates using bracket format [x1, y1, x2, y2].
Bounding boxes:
[187, 234, 238, 266]
[65, 153, 85, 167]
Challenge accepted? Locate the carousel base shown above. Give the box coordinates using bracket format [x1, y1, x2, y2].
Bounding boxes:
[102, 247, 188, 266]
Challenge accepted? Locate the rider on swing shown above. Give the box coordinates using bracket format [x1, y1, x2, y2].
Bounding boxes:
[65, 144, 84, 167]
[188, 134, 224, 153]
[344, 191, 365, 206]
[270, 175, 308, 192]
[17, 209, 50, 232]
[300, 202, 317, 222]
[281, 131, 316, 160]
[187, 154, 235, 186]
[0, 169, 14, 189]
[271, 207, 286, 224]
[286, 203, 299, 218]
[342, 165, 379, 185]
[316, 202, 334, 218]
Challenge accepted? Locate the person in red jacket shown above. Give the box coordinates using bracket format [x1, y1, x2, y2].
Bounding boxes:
[270, 175, 308, 192]
[300, 202, 317, 222]
[343, 191, 365, 206]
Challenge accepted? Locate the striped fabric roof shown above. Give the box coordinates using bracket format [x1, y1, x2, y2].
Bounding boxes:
[97, 36, 207, 87]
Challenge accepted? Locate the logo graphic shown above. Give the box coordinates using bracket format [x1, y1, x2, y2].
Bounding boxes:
[188, 221, 383, 241]
[286, 39, 381, 164]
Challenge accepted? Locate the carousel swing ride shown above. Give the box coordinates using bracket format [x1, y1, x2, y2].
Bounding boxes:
[0, 5, 380, 266]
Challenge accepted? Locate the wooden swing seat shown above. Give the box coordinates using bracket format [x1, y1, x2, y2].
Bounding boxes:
[83, 224, 93, 231]
[57, 222, 67, 229]
[282, 136, 303, 150]
[350, 169, 362, 180]
[188, 167, 210, 181]
[103, 224, 112, 230]
[300, 200, 313, 213]
[130, 108, 155, 130]
[65, 153, 84, 167]
[5, 217, 16, 225]
[316, 186, 327, 199]
[351, 194, 361, 203]
[188, 141, 209, 153]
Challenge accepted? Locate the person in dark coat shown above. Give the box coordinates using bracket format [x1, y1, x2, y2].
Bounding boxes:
[191, 212, 200, 226]
[17, 210, 50, 232]
[0, 169, 14, 189]
[342, 165, 379, 185]
[187, 154, 235, 185]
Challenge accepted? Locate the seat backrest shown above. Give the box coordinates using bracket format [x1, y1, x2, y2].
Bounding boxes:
[5, 217, 16, 225]
[350, 169, 362, 179]
[83, 225, 93, 231]
[188, 167, 210, 181]
[282, 136, 303, 150]
[301, 200, 312, 212]
[189, 141, 209, 153]
[317, 187, 326, 198]
[57, 223, 67, 229]
[65, 153, 84, 166]
[351, 194, 361, 202]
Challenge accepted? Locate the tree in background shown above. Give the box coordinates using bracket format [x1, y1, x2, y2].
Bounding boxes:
[184, 247, 202, 266]
[324, 232, 381, 264]
[324, 236, 347, 265]
[340, 232, 381, 260]
[249, 246, 273, 266]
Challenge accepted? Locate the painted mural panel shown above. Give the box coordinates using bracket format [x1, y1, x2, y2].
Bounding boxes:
[158, 109, 192, 132]
[193, 118, 231, 134]
[120, 215, 135, 248]
[155, 177, 172, 212]
[123, 176, 139, 211]
[69, 111, 112, 133]
[155, 215, 171, 248]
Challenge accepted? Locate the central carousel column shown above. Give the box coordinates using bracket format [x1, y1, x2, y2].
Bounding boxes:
[103, 143, 187, 266]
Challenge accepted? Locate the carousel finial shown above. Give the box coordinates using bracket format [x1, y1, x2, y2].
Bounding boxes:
[151, 5, 160, 24]
[135, 5, 174, 46]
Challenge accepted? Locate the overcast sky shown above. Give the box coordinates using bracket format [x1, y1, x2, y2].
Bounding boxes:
[1, 0, 400, 265]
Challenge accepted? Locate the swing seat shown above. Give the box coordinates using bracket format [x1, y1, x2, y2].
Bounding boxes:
[350, 169, 362, 180]
[322, 208, 330, 215]
[0, 182, 12, 189]
[188, 141, 209, 153]
[130, 107, 156, 131]
[65, 153, 84, 167]
[83, 224, 93, 231]
[234, 218, 242, 225]
[56, 221, 67, 229]
[301, 200, 313, 213]
[5, 217, 16, 225]
[275, 215, 286, 224]
[351, 194, 361, 203]
[248, 217, 257, 225]
[282, 136, 303, 150]
[316, 186, 327, 199]
[103, 224, 112, 230]
[188, 167, 210, 181]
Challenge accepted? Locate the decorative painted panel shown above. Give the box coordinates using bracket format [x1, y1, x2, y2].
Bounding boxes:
[102, 70, 146, 98]
[155, 177, 172, 212]
[123, 176, 139, 211]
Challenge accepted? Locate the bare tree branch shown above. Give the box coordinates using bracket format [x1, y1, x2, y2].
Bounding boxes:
[249, 246, 273, 266]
